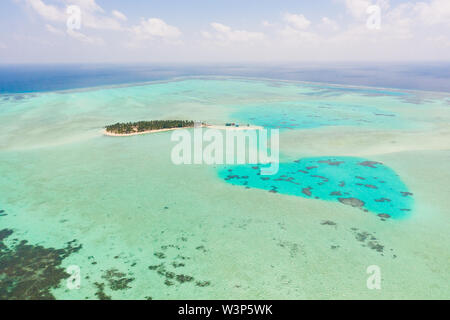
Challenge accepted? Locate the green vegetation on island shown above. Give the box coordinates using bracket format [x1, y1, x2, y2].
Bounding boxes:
[105, 120, 195, 134]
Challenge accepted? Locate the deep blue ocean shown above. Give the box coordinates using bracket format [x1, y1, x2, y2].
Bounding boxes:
[0, 63, 449, 94]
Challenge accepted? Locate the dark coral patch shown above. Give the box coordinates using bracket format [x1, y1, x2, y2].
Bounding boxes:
[102, 269, 134, 291]
[195, 281, 211, 287]
[302, 187, 313, 197]
[311, 175, 329, 182]
[0, 229, 13, 242]
[377, 213, 391, 221]
[358, 161, 382, 168]
[154, 252, 166, 259]
[176, 274, 194, 283]
[171, 262, 185, 268]
[350, 228, 388, 255]
[318, 160, 344, 166]
[148, 263, 163, 271]
[94, 282, 112, 300]
[147, 239, 210, 291]
[0, 229, 82, 300]
[367, 241, 384, 252]
[164, 279, 174, 286]
[195, 245, 207, 253]
[338, 197, 365, 208]
[374, 113, 395, 117]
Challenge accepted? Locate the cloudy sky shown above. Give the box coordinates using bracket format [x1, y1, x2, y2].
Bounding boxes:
[0, 0, 449, 63]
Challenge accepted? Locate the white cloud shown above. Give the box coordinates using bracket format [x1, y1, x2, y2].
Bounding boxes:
[45, 24, 64, 35]
[25, 0, 127, 44]
[206, 22, 265, 44]
[280, 26, 320, 44]
[211, 23, 231, 34]
[428, 35, 450, 48]
[413, 0, 450, 26]
[200, 31, 212, 39]
[83, 16, 122, 30]
[284, 13, 311, 29]
[26, 0, 65, 21]
[25, 0, 184, 48]
[321, 17, 340, 31]
[345, 0, 372, 20]
[68, 0, 103, 13]
[279, 13, 318, 44]
[343, 0, 390, 20]
[112, 10, 127, 22]
[26, 0, 123, 30]
[11, 0, 450, 62]
[67, 28, 103, 44]
[131, 18, 181, 40]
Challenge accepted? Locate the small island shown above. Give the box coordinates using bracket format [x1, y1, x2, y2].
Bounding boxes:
[104, 120, 263, 136]
[104, 120, 196, 136]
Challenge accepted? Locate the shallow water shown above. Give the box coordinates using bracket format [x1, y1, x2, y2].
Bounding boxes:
[0, 77, 449, 299]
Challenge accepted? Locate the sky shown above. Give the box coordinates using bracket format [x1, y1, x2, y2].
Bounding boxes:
[0, 0, 449, 63]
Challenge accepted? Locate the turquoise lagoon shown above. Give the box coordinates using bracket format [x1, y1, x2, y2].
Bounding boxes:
[0, 78, 449, 299]
[218, 157, 413, 219]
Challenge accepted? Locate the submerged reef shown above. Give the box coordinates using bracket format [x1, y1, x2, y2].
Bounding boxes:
[92, 268, 135, 300]
[147, 236, 211, 290]
[219, 156, 413, 219]
[0, 228, 82, 300]
[102, 269, 135, 291]
[350, 227, 394, 256]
